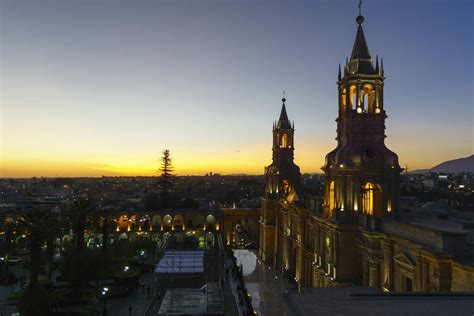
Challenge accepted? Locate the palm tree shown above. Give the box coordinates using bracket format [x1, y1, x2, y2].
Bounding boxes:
[66, 198, 94, 253]
[20, 207, 54, 288]
[15, 206, 55, 316]
[43, 211, 60, 281]
[99, 207, 113, 254]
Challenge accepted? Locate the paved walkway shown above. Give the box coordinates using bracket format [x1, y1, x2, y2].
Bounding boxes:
[102, 271, 156, 316]
[234, 250, 299, 316]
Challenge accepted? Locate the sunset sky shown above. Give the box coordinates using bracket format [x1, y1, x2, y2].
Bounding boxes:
[1, 0, 473, 177]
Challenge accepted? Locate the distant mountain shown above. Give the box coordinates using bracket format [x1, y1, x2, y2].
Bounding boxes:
[430, 155, 474, 173]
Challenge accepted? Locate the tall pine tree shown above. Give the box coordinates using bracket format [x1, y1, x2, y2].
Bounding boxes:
[159, 149, 174, 208]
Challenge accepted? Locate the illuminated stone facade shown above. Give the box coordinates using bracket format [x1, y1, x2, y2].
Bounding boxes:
[258, 14, 474, 292]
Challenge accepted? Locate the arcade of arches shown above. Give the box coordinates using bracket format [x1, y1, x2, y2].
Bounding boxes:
[114, 212, 220, 233]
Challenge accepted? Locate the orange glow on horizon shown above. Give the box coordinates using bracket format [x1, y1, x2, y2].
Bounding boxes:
[0, 141, 469, 178]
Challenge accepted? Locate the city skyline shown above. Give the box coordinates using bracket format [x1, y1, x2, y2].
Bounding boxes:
[1, 0, 473, 177]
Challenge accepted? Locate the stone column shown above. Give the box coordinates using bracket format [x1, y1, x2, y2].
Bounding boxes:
[422, 259, 428, 292]
[369, 258, 380, 288]
[333, 232, 339, 281]
[416, 254, 423, 292]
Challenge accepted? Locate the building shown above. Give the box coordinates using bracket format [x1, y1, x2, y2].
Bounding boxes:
[258, 13, 474, 292]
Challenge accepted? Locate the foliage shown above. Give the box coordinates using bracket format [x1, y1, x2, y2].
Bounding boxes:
[20, 207, 57, 288]
[65, 198, 94, 253]
[60, 249, 111, 296]
[18, 285, 51, 316]
[0, 265, 17, 285]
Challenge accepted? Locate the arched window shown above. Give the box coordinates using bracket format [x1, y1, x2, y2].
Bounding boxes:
[362, 182, 382, 216]
[281, 133, 288, 148]
[328, 181, 335, 212]
[341, 88, 347, 111]
[361, 84, 375, 113]
[350, 85, 357, 109]
[282, 180, 291, 194]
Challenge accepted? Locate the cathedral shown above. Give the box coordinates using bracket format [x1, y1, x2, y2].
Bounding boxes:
[258, 13, 474, 292]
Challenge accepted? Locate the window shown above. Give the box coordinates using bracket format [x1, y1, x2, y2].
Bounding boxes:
[281, 133, 288, 148]
[362, 182, 382, 216]
[341, 88, 347, 110]
[362, 183, 375, 215]
[282, 180, 291, 194]
[361, 84, 375, 112]
[329, 181, 335, 212]
[350, 85, 357, 109]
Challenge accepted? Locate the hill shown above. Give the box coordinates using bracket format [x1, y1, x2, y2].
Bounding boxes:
[430, 155, 474, 173]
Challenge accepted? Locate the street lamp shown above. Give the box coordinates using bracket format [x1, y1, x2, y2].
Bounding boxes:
[124, 266, 130, 273]
[101, 287, 109, 316]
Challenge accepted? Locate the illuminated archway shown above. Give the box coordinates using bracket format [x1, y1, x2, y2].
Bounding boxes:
[151, 215, 161, 228]
[328, 181, 335, 213]
[350, 85, 358, 109]
[118, 215, 129, 230]
[206, 214, 215, 225]
[163, 214, 173, 228]
[203, 214, 215, 231]
[281, 133, 288, 148]
[362, 182, 382, 216]
[361, 84, 375, 113]
[341, 87, 347, 110]
[174, 214, 184, 230]
[194, 215, 205, 228]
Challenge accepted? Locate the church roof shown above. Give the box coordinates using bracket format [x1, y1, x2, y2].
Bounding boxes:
[347, 16, 377, 75]
[276, 98, 292, 129]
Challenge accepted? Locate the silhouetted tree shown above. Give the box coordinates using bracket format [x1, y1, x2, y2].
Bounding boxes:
[2, 218, 17, 262]
[18, 207, 55, 315]
[44, 214, 60, 281]
[66, 198, 93, 253]
[159, 149, 175, 208]
[99, 207, 113, 254]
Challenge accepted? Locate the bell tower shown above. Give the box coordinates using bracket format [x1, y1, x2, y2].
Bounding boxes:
[259, 96, 301, 263]
[266, 96, 301, 201]
[322, 13, 401, 225]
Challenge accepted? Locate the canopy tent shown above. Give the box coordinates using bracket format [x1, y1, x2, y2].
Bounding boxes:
[154, 250, 204, 273]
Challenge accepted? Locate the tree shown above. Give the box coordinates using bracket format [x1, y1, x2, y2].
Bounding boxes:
[159, 149, 175, 208]
[20, 207, 54, 287]
[66, 198, 93, 253]
[44, 212, 60, 281]
[18, 207, 55, 315]
[98, 207, 113, 254]
[2, 218, 17, 262]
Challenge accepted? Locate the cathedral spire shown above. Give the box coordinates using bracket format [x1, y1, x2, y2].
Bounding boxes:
[277, 94, 291, 129]
[348, 12, 377, 75]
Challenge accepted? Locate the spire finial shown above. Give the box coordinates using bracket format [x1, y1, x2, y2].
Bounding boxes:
[338, 63, 342, 80]
[356, 0, 364, 24]
[282, 90, 286, 103]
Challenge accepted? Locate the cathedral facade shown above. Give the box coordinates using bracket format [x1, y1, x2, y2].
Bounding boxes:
[258, 14, 474, 292]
